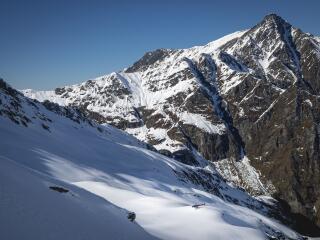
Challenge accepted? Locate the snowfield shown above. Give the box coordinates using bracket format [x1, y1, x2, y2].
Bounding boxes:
[0, 81, 303, 239]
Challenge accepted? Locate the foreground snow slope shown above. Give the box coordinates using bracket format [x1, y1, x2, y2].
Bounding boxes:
[0, 80, 302, 239]
[0, 158, 157, 240]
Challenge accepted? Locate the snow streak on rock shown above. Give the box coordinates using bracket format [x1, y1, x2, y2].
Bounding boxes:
[183, 55, 246, 161]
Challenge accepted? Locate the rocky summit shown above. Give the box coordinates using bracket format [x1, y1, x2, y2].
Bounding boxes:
[23, 14, 320, 234]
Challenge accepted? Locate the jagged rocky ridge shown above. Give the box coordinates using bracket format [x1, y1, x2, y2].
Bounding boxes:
[23, 14, 320, 234]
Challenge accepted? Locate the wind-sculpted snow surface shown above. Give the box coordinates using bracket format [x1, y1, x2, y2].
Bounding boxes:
[0, 80, 304, 239]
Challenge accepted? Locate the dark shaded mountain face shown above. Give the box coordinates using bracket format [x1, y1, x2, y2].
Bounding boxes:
[23, 14, 320, 233]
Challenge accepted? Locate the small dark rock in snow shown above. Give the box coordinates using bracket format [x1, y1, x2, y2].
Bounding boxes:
[192, 203, 205, 209]
[41, 123, 50, 131]
[49, 186, 69, 193]
[127, 212, 136, 222]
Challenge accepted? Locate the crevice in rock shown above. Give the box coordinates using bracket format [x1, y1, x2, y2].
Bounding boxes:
[183, 55, 245, 161]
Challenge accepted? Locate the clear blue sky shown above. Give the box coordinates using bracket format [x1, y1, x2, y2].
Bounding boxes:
[1, 0, 319, 90]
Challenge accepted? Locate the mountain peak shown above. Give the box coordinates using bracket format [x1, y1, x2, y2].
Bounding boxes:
[263, 13, 285, 22]
[244, 13, 293, 43]
[259, 13, 290, 29]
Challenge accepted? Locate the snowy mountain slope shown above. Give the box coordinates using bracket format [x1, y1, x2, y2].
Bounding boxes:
[22, 14, 320, 232]
[0, 81, 157, 240]
[0, 80, 305, 239]
[0, 158, 157, 240]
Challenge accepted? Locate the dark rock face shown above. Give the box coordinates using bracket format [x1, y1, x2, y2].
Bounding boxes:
[246, 87, 320, 227]
[215, 14, 320, 229]
[178, 124, 230, 161]
[184, 55, 246, 161]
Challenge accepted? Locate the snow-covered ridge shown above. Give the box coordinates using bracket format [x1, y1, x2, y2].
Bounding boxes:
[22, 30, 248, 154]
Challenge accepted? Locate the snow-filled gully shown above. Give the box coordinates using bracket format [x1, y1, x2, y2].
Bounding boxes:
[280, 24, 314, 118]
[183, 55, 245, 161]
